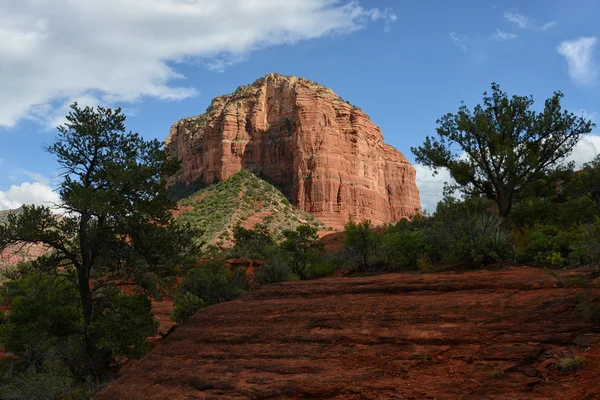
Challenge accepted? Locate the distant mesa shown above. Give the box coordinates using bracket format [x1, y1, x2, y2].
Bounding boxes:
[166, 73, 421, 229]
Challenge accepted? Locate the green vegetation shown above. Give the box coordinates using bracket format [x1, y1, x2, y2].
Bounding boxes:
[174, 169, 323, 249]
[171, 259, 246, 323]
[0, 104, 192, 397]
[2, 83, 600, 398]
[412, 83, 594, 218]
[554, 349, 586, 373]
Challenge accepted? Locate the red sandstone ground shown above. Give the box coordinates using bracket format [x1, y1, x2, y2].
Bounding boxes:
[96, 267, 600, 400]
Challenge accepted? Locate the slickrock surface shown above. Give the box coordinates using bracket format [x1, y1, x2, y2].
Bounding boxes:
[96, 267, 600, 400]
[166, 73, 421, 228]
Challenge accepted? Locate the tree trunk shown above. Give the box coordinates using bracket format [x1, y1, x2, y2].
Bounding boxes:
[77, 266, 102, 377]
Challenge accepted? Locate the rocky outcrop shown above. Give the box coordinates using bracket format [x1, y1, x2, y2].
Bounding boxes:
[95, 267, 600, 400]
[166, 73, 420, 228]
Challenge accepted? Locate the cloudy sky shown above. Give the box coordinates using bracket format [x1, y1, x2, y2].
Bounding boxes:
[0, 0, 598, 211]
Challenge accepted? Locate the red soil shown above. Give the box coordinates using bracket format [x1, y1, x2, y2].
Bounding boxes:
[96, 267, 600, 400]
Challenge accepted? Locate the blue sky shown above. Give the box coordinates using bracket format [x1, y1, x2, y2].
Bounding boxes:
[0, 0, 598, 211]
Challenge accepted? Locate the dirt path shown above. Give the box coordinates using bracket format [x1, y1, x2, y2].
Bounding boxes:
[96, 267, 600, 400]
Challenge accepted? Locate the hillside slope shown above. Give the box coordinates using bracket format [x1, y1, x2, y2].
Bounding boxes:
[173, 170, 325, 248]
[96, 267, 600, 399]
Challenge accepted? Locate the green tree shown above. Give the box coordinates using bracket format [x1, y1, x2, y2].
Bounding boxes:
[412, 83, 594, 218]
[281, 224, 323, 280]
[0, 103, 184, 376]
[343, 220, 380, 271]
[232, 223, 274, 259]
[566, 155, 600, 212]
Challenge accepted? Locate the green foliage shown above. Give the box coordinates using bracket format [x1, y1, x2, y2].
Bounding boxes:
[0, 270, 157, 398]
[0, 274, 81, 367]
[253, 246, 293, 285]
[445, 213, 511, 267]
[171, 260, 245, 323]
[175, 170, 322, 250]
[280, 224, 323, 279]
[0, 103, 188, 389]
[570, 219, 600, 265]
[412, 82, 594, 218]
[510, 196, 597, 229]
[524, 224, 577, 266]
[565, 154, 600, 212]
[342, 220, 382, 272]
[304, 254, 343, 279]
[0, 363, 75, 400]
[90, 290, 158, 360]
[232, 223, 275, 260]
[381, 221, 428, 270]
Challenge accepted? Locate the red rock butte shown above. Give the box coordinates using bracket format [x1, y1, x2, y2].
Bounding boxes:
[166, 73, 421, 228]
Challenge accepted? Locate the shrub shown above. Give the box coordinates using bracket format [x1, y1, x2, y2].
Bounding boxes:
[171, 260, 245, 323]
[253, 246, 293, 285]
[554, 349, 586, 373]
[525, 224, 580, 266]
[380, 226, 427, 270]
[232, 223, 275, 260]
[445, 213, 511, 268]
[569, 218, 600, 265]
[280, 224, 323, 280]
[305, 254, 343, 279]
[342, 220, 381, 272]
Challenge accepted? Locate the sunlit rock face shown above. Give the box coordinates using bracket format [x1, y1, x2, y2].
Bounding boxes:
[166, 73, 421, 228]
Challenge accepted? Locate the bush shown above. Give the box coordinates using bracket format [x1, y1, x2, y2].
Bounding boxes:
[444, 213, 511, 268]
[171, 260, 245, 323]
[232, 223, 275, 260]
[305, 254, 343, 279]
[380, 224, 427, 270]
[342, 220, 381, 272]
[281, 224, 323, 279]
[524, 224, 580, 266]
[569, 218, 600, 265]
[90, 290, 158, 359]
[253, 246, 292, 285]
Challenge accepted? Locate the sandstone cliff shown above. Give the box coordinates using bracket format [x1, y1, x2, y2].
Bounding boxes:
[166, 73, 420, 228]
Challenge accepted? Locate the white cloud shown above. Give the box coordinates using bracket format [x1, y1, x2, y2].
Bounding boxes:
[539, 21, 558, 31]
[490, 29, 518, 42]
[450, 31, 468, 52]
[0, 182, 60, 211]
[0, 0, 396, 127]
[504, 12, 533, 29]
[566, 134, 600, 168]
[415, 165, 453, 212]
[557, 37, 598, 85]
[503, 12, 556, 32]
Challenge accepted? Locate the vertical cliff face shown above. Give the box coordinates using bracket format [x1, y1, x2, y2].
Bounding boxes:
[166, 73, 420, 228]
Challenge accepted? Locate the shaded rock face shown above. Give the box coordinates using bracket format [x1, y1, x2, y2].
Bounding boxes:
[166, 73, 421, 228]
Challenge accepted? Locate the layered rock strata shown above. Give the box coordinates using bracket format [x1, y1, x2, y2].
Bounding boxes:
[166, 73, 420, 228]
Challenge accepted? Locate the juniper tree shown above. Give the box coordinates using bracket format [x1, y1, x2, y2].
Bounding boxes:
[412, 83, 595, 218]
